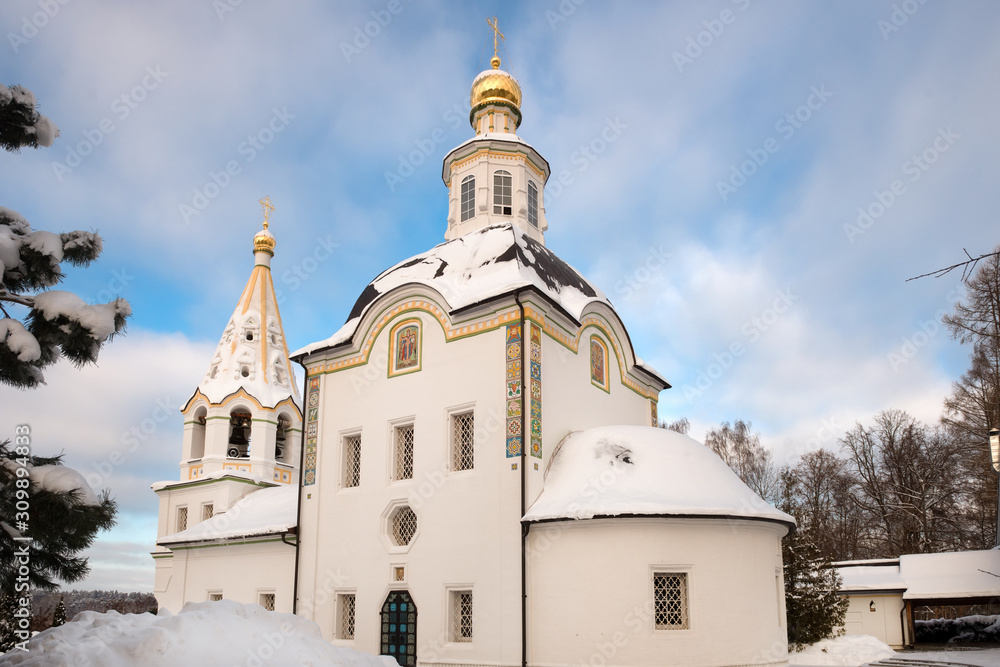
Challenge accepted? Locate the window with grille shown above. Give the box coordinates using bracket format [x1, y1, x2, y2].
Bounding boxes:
[450, 590, 473, 642]
[208, 591, 222, 601]
[493, 171, 512, 215]
[527, 181, 538, 228]
[653, 572, 689, 630]
[344, 434, 362, 488]
[394, 425, 414, 481]
[202, 503, 214, 521]
[338, 594, 356, 639]
[259, 592, 275, 611]
[451, 411, 474, 471]
[461, 175, 475, 222]
[176, 506, 188, 532]
[391, 506, 417, 546]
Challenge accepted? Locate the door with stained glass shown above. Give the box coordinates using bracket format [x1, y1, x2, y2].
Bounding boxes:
[380, 590, 417, 666]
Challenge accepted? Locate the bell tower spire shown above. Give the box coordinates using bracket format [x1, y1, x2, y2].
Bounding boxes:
[441, 19, 551, 244]
[177, 198, 302, 486]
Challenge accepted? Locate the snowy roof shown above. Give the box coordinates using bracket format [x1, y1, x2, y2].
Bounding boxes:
[900, 550, 1000, 600]
[295, 224, 635, 361]
[522, 425, 795, 526]
[193, 247, 301, 409]
[158, 484, 297, 545]
[150, 468, 271, 492]
[837, 562, 906, 592]
[835, 550, 1000, 599]
[12, 599, 397, 667]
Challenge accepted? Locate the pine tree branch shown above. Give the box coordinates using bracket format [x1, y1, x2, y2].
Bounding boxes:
[0, 291, 34, 308]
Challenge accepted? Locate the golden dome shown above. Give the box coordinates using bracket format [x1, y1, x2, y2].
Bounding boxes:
[254, 228, 275, 255]
[470, 56, 522, 117]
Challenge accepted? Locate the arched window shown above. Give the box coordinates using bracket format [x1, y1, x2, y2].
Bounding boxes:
[228, 408, 252, 458]
[493, 170, 512, 216]
[190, 406, 207, 460]
[527, 181, 538, 228]
[460, 175, 475, 222]
[275, 412, 292, 462]
[380, 590, 417, 666]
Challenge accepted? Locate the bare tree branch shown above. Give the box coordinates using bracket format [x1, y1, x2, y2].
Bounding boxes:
[906, 249, 1000, 283]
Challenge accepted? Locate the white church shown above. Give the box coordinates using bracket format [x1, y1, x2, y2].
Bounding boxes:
[152, 33, 795, 667]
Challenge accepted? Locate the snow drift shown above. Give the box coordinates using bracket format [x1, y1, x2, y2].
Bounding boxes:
[0, 600, 395, 667]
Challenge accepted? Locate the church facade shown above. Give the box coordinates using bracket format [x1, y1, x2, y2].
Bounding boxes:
[152, 38, 793, 667]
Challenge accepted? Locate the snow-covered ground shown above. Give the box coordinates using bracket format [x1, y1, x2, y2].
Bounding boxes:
[788, 634, 1000, 667]
[0, 600, 395, 667]
[5, 612, 999, 667]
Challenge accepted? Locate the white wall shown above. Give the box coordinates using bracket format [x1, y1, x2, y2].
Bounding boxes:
[842, 594, 906, 648]
[527, 517, 789, 667]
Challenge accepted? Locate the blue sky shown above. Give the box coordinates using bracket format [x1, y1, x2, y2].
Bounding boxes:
[2, 1, 998, 591]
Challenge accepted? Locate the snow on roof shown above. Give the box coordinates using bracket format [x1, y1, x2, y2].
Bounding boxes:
[837, 563, 906, 592]
[8, 599, 396, 667]
[159, 484, 297, 545]
[150, 468, 269, 491]
[295, 224, 612, 358]
[835, 550, 1000, 599]
[521, 425, 795, 526]
[900, 549, 1000, 600]
[194, 250, 300, 409]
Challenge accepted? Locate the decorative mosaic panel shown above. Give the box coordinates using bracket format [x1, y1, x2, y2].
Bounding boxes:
[303, 375, 320, 486]
[505, 322, 521, 458]
[529, 323, 542, 459]
[395, 324, 418, 370]
[650, 400, 658, 427]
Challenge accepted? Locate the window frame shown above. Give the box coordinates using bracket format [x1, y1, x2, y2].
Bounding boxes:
[651, 569, 691, 632]
[336, 592, 357, 640]
[449, 408, 475, 472]
[342, 431, 362, 489]
[527, 181, 538, 228]
[448, 588, 474, 643]
[460, 174, 476, 222]
[202, 502, 214, 522]
[258, 591, 276, 612]
[493, 170, 512, 216]
[176, 505, 188, 533]
[391, 421, 415, 482]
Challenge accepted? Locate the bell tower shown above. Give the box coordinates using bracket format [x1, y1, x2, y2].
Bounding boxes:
[442, 18, 551, 244]
[178, 197, 303, 486]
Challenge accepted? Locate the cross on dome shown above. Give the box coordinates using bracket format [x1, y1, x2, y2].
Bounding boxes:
[487, 16, 504, 69]
[254, 196, 277, 256]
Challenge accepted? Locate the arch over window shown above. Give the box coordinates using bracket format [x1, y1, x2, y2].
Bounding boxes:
[493, 170, 512, 216]
[590, 335, 610, 392]
[527, 181, 538, 228]
[460, 175, 475, 222]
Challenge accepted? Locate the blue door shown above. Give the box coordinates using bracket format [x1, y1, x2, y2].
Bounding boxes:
[380, 590, 417, 666]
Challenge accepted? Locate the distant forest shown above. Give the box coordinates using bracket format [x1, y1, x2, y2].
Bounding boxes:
[30, 590, 157, 632]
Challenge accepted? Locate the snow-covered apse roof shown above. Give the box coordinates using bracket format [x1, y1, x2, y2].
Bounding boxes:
[522, 425, 795, 526]
[294, 223, 610, 358]
[158, 484, 296, 545]
[836, 550, 1000, 600]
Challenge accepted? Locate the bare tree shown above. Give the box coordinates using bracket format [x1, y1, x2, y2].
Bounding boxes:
[704, 420, 779, 502]
[840, 410, 965, 556]
[660, 417, 690, 435]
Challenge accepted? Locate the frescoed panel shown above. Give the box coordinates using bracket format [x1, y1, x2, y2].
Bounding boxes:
[529, 323, 542, 459]
[303, 375, 320, 486]
[505, 322, 522, 458]
[590, 336, 609, 392]
[389, 319, 421, 377]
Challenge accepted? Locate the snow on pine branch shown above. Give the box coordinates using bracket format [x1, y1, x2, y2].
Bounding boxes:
[0, 208, 130, 388]
[0, 83, 59, 151]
